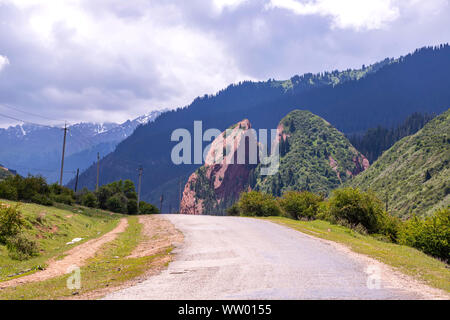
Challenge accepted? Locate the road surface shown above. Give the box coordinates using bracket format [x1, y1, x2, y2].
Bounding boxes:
[105, 215, 443, 300]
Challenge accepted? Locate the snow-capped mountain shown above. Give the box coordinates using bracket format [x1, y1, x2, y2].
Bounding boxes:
[0, 109, 165, 184]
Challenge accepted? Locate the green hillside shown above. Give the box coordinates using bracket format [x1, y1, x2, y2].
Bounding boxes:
[350, 109, 450, 217]
[0, 200, 120, 281]
[252, 110, 368, 196]
[0, 165, 13, 181]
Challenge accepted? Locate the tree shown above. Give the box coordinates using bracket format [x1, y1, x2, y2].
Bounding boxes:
[106, 194, 128, 214]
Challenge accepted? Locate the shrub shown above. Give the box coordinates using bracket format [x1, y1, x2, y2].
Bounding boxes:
[6, 234, 39, 260]
[31, 194, 53, 206]
[238, 191, 282, 217]
[106, 194, 128, 214]
[380, 214, 402, 243]
[226, 203, 241, 216]
[51, 194, 74, 205]
[328, 188, 387, 234]
[80, 191, 98, 208]
[398, 208, 449, 262]
[139, 201, 160, 214]
[279, 191, 323, 220]
[0, 181, 18, 200]
[127, 199, 138, 215]
[17, 175, 50, 201]
[0, 204, 25, 243]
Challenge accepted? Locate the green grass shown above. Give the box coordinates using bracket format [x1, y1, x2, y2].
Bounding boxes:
[0, 199, 121, 281]
[0, 216, 174, 300]
[264, 216, 450, 293]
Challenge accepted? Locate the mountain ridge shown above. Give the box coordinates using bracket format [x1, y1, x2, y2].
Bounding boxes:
[74, 45, 450, 211]
[0, 110, 164, 184]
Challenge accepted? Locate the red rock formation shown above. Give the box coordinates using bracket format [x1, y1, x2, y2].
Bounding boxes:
[180, 119, 256, 215]
[351, 155, 370, 175]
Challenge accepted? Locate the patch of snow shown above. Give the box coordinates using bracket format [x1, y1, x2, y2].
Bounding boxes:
[19, 124, 26, 136]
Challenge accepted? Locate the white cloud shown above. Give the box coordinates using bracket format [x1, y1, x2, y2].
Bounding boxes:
[0, 55, 10, 71]
[0, 0, 449, 127]
[267, 0, 401, 30]
[0, 0, 250, 124]
[213, 0, 248, 12]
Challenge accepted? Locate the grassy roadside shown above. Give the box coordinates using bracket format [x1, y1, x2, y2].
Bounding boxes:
[0, 216, 174, 300]
[0, 200, 121, 281]
[264, 217, 450, 293]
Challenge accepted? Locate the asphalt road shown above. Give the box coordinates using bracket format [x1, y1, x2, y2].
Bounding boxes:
[104, 215, 436, 300]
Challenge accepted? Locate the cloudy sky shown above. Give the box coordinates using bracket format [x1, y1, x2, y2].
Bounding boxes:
[0, 0, 449, 127]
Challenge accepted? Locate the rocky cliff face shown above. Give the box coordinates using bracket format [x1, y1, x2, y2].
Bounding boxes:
[180, 119, 256, 215]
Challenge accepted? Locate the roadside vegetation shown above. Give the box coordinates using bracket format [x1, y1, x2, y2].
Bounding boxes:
[0, 175, 159, 215]
[0, 216, 175, 299]
[229, 188, 449, 263]
[0, 200, 120, 281]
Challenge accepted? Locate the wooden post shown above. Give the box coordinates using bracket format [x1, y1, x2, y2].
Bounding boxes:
[59, 122, 68, 186]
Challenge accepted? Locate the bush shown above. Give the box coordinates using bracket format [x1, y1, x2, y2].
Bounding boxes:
[51, 194, 74, 205]
[380, 214, 402, 243]
[17, 175, 50, 201]
[238, 191, 282, 217]
[6, 234, 39, 260]
[139, 201, 160, 214]
[127, 199, 138, 215]
[398, 208, 449, 262]
[279, 191, 323, 220]
[226, 203, 240, 216]
[106, 194, 128, 214]
[328, 188, 387, 234]
[31, 194, 53, 206]
[0, 204, 25, 243]
[0, 182, 18, 200]
[80, 191, 98, 208]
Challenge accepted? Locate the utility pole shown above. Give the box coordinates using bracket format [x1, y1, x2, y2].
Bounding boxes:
[385, 193, 389, 212]
[160, 194, 164, 214]
[178, 178, 182, 214]
[96, 152, 100, 192]
[74, 168, 79, 193]
[137, 166, 143, 212]
[59, 122, 68, 186]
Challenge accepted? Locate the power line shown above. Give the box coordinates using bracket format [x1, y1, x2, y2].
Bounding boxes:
[0, 103, 62, 122]
[2, 164, 76, 174]
[0, 112, 58, 129]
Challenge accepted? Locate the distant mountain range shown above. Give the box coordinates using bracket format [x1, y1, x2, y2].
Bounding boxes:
[71, 44, 450, 211]
[0, 110, 164, 184]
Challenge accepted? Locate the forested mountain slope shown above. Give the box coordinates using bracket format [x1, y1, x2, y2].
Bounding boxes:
[350, 109, 450, 217]
[252, 110, 368, 196]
